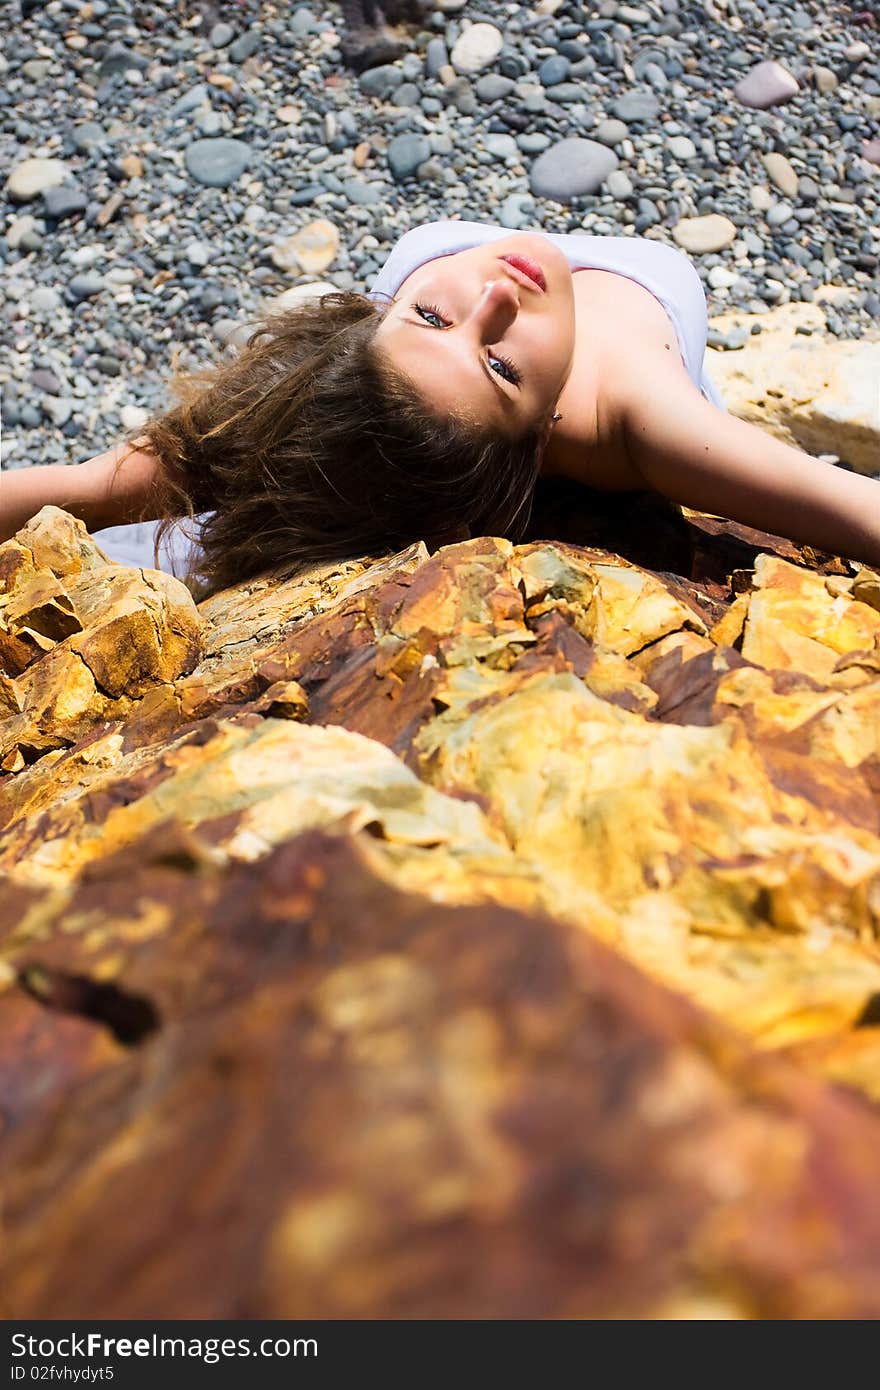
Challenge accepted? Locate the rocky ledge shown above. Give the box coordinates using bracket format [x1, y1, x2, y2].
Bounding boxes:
[2, 495, 880, 1318]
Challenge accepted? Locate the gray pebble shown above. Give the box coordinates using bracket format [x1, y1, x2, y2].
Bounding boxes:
[71, 122, 105, 152]
[612, 89, 661, 122]
[344, 179, 383, 205]
[30, 286, 61, 313]
[529, 138, 619, 202]
[393, 83, 422, 107]
[484, 134, 519, 161]
[594, 119, 628, 146]
[173, 84, 211, 116]
[767, 202, 795, 227]
[387, 134, 432, 182]
[68, 272, 105, 301]
[517, 132, 551, 154]
[210, 22, 235, 48]
[184, 138, 251, 188]
[605, 170, 634, 198]
[41, 396, 74, 427]
[359, 66, 404, 100]
[667, 135, 697, 161]
[426, 38, 449, 78]
[475, 74, 515, 102]
[98, 43, 148, 79]
[498, 193, 535, 228]
[42, 187, 87, 220]
[538, 56, 571, 87]
[228, 29, 261, 63]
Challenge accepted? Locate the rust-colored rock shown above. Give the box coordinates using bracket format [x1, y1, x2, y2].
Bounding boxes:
[0, 507, 202, 770]
[2, 496, 880, 1318]
[2, 831, 880, 1320]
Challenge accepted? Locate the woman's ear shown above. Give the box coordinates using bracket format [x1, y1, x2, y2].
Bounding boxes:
[541, 408, 563, 444]
[535, 408, 562, 465]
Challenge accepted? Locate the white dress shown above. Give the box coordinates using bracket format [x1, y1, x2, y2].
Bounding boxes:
[93, 219, 724, 575]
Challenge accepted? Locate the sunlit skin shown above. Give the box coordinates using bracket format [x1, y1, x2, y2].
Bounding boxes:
[8, 219, 880, 574]
[367, 239, 880, 572]
[370, 233, 577, 445]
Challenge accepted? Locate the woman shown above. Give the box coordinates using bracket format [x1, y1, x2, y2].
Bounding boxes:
[3, 219, 879, 590]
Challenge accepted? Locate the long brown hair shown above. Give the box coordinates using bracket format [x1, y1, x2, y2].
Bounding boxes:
[126, 291, 549, 597]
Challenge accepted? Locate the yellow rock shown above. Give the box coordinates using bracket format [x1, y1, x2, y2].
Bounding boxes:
[707, 300, 880, 475]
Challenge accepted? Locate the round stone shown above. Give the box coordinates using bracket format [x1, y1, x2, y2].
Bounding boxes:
[517, 132, 550, 154]
[271, 219, 340, 274]
[6, 158, 70, 202]
[594, 118, 628, 146]
[612, 90, 660, 122]
[812, 65, 838, 95]
[359, 65, 403, 100]
[72, 122, 105, 151]
[761, 152, 799, 199]
[5, 215, 38, 250]
[210, 22, 234, 48]
[268, 282, 339, 314]
[538, 56, 570, 87]
[387, 133, 431, 182]
[68, 272, 106, 301]
[498, 193, 535, 229]
[41, 397, 74, 428]
[529, 137, 619, 201]
[484, 134, 518, 161]
[184, 138, 251, 188]
[667, 135, 697, 161]
[30, 286, 62, 313]
[475, 74, 515, 102]
[671, 214, 737, 254]
[426, 38, 448, 78]
[605, 169, 634, 198]
[707, 266, 738, 290]
[42, 187, 87, 221]
[184, 240, 212, 268]
[450, 23, 503, 76]
[766, 202, 794, 228]
[749, 184, 774, 213]
[734, 60, 799, 109]
[228, 29, 261, 62]
[120, 404, 149, 431]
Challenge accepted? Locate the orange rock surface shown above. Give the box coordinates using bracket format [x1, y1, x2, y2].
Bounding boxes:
[2, 494, 880, 1318]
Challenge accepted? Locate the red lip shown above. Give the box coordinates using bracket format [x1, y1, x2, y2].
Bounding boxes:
[499, 254, 547, 292]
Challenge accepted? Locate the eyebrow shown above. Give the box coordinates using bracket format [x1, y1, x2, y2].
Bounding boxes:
[396, 315, 516, 411]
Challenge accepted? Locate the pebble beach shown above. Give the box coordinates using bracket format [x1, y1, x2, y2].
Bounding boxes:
[1, 0, 878, 471]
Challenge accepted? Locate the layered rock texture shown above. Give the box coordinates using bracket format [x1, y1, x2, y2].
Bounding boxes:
[706, 301, 880, 476]
[2, 494, 880, 1318]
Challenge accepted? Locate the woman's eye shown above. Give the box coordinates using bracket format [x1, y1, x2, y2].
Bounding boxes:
[488, 352, 521, 386]
[414, 301, 521, 387]
[414, 302, 447, 328]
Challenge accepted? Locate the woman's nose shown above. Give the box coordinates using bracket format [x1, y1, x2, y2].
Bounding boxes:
[469, 278, 519, 337]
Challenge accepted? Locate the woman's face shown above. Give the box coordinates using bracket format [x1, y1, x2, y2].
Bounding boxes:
[371, 233, 576, 440]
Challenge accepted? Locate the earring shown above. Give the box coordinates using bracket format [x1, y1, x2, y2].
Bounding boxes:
[552, 411, 562, 422]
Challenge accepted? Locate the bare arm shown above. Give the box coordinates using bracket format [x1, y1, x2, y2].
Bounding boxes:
[618, 359, 880, 570]
[0, 440, 169, 544]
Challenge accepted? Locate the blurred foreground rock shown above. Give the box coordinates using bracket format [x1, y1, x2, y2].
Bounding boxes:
[2, 500, 880, 1318]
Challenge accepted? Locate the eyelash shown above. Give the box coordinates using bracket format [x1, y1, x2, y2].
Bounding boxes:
[413, 301, 522, 386]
